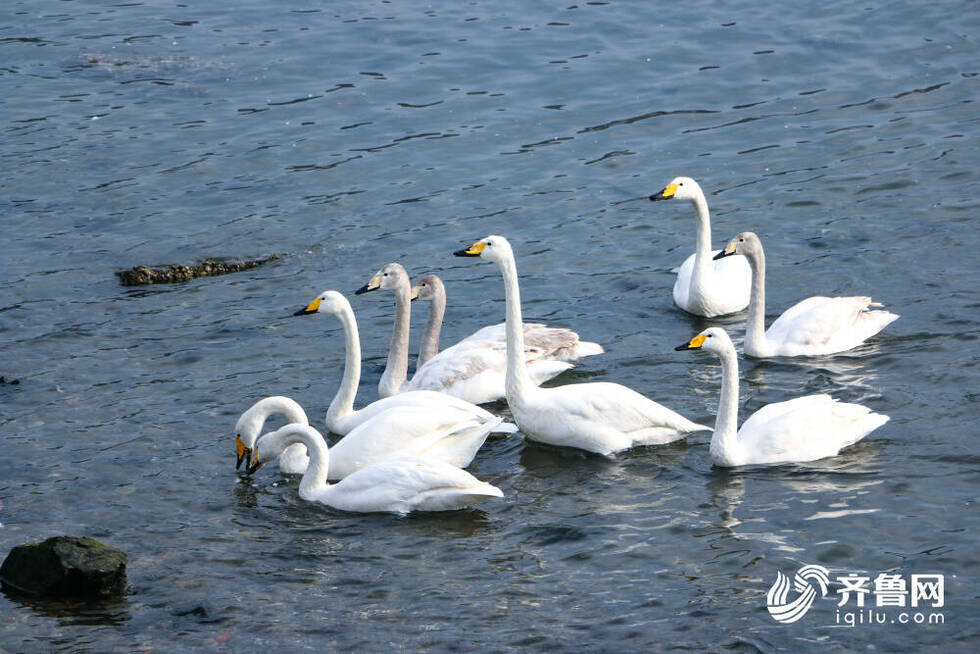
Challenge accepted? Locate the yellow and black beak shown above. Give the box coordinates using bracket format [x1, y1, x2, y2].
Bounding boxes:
[410, 285, 421, 302]
[674, 333, 707, 351]
[355, 274, 382, 295]
[713, 240, 738, 261]
[293, 296, 322, 316]
[235, 435, 250, 470]
[453, 241, 487, 257]
[649, 182, 678, 202]
[245, 449, 264, 475]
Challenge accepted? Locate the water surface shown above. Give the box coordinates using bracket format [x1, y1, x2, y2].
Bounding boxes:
[2, 1, 978, 651]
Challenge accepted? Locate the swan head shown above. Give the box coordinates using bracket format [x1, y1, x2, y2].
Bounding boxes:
[293, 290, 352, 317]
[714, 231, 762, 261]
[649, 176, 703, 203]
[674, 326, 734, 355]
[356, 262, 410, 295]
[453, 234, 512, 264]
[246, 424, 319, 475]
[234, 407, 264, 470]
[411, 274, 444, 303]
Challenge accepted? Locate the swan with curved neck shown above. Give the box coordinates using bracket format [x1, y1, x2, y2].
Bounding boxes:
[454, 235, 710, 455]
[246, 423, 503, 514]
[649, 176, 752, 317]
[293, 290, 515, 434]
[235, 396, 309, 474]
[676, 327, 889, 466]
[355, 263, 578, 405]
[714, 232, 899, 357]
[411, 273, 603, 369]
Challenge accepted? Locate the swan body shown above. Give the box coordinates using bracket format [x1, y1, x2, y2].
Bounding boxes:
[714, 232, 899, 357]
[676, 327, 889, 467]
[357, 263, 579, 404]
[650, 176, 752, 317]
[412, 274, 603, 368]
[248, 424, 503, 514]
[235, 396, 309, 474]
[293, 290, 516, 436]
[454, 235, 710, 455]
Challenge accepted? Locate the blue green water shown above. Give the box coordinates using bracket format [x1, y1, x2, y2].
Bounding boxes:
[2, 1, 978, 650]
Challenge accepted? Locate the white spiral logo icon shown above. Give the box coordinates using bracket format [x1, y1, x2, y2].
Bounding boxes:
[766, 564, 830, 624]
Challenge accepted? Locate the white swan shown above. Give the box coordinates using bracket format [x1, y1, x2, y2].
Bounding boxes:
[649, 176, 752, 317]
[293, 290, 516, 435]
[233, 390, 499, 479]
[675, 327, 889, 466]
[246, 424, 503, 514]
[355, 263, 577, 404]
[714, 232, 899, 357]
[235, 396, 309, 474]
[411, 273, 603, 368]
[454, 235, 710, 455]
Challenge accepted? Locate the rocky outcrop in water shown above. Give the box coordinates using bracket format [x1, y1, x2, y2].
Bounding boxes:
[116, 255, 279, 286]
[0, 536, 127, 599]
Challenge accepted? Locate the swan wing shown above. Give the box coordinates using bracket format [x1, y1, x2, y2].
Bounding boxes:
[737, 395, 888, 464]
[460, 322, 602, 361]
[766, 296, 899, 354]
[544, 382, 709, 436]
[407, 338, 568, 403]
[323, 457, 502, 513]
[333, 389, 512, 435]
[327, 406, 496, 478]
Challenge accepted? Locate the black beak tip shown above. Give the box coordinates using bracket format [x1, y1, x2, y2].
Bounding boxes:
[293, 308, 311, 316]
[648, 193, 660, 202]
[674, 343, 690, 351]
[354, 284, 374, 295]
[452, 249, 468, 257]
[713, 250, 729, 261]
[236, 448, 251, 470]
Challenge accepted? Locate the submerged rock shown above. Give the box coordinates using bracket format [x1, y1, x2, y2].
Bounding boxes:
[0, 536, 127, 599]
[116, 255, 279, 286]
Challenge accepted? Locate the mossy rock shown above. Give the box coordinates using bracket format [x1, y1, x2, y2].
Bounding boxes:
[116, 255, 279, 286]
[0, 536, 127, 599]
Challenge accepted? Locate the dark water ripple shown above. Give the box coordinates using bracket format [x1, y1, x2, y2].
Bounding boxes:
[2, 0, 979, 651]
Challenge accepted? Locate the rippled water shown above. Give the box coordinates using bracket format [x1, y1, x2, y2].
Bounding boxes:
[2, 1, 978, 651]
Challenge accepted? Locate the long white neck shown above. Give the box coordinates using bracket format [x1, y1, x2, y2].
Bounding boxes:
[379, 285, 411, 397]
[709, 344, 742, 465]
[418, 292, 445, 368]
[326, 304, 362, 426]
[286, 428, 331, 501]
[743, 247, 769, 356]
[691, 193, 714, 282]
[496, 252, 536, 402]
[237, 396, 308, 448]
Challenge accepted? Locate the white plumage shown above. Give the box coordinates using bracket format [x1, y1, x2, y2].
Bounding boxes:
[649, 176, 752, 317]
[455, 234, 710, 455]
[248, 424, 503, 514]
[358, 264, 598, 404]
[293, 290, 517, 436]
[714, 231, 898, 357]
[235, 396, 309, 474]
[676, 327, 889, 467]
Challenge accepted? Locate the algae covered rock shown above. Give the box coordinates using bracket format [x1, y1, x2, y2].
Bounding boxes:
[0, 536, 127, 599]
[116, 255, 279, 286]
